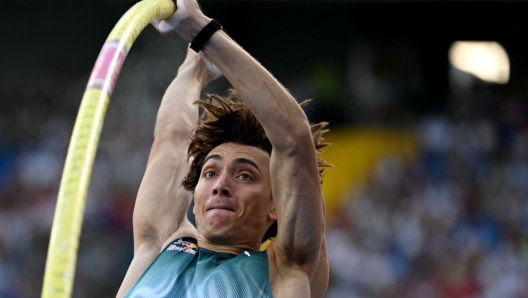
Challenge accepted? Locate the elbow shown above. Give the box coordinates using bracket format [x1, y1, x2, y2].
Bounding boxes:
[271, 118, 313, 153]
[153, 112, 193, 141]
[153, 124, 190, 146]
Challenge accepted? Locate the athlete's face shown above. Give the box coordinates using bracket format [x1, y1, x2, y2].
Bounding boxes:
[193, 142, 276, 247]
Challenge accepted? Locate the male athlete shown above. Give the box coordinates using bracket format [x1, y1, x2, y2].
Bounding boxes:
[117, 0, 331, 297]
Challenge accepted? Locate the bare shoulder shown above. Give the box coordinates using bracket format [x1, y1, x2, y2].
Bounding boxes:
[266, 239, 329, 298]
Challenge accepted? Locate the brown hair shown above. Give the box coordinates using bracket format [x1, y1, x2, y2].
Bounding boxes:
[182, 89, 332, 240]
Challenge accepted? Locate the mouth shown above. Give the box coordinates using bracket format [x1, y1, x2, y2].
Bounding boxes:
[206, 206, 236, 212]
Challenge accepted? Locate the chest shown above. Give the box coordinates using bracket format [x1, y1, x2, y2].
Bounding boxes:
[126, 239, 273, 298]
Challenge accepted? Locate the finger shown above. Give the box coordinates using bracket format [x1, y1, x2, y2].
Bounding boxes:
[158, 20, 175, 33]
[151, 19, 162, 31]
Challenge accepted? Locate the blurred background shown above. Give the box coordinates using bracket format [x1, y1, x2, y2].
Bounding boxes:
[1, 0, 528, 297]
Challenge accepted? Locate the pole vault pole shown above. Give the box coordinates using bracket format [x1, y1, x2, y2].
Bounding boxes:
[42, 1, 176, 297]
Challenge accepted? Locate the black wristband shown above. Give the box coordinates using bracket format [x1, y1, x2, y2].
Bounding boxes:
[190, 19, 223, 52]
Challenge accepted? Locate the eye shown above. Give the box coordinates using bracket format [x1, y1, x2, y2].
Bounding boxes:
[238, 173, 252, 181]
[204, 171, 216, 178]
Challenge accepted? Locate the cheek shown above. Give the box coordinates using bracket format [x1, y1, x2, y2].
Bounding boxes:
[193, 183, 208, 211]
[245, 190, 272, 212]
[194, 178, 210, 197]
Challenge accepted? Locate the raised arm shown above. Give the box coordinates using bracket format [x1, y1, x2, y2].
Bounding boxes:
[117, 49, 221, 297]
[156, 1, 328, 296]
[203, 29, 327, 297]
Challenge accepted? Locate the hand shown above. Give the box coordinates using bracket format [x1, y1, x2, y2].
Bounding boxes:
[178, 46, 222, 87]
[152, 0, 210, 42]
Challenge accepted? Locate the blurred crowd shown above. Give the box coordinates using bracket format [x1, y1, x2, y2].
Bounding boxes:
[326, 99, 528, 297]
[0, 74, 142, 297]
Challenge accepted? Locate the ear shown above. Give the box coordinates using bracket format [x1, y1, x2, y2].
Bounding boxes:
[267, 194, 276, 221]
[268, 206, 277, 221]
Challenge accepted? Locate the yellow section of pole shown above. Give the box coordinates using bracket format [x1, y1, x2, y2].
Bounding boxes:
[42, 1, 175, 297]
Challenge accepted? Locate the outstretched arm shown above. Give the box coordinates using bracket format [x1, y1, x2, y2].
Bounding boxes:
[117, 49, 221, 297]
[204, 30, 327, 297]
[156, 1, 328, 296]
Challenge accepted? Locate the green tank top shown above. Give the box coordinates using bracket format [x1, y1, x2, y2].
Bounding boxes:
[124, 237, 273, 298]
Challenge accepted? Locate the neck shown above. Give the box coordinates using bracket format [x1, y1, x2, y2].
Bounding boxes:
[197, 235, 261, 255]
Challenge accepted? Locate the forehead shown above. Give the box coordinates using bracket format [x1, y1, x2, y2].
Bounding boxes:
[206, 142, 270, 165]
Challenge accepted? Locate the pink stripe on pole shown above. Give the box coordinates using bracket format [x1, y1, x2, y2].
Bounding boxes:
[86, 40, 128, 97]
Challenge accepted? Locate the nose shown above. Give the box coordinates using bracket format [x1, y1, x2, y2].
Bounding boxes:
[212, 174, 231, 197]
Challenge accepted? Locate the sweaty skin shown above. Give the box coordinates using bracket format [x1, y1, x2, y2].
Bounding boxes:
[118, 1, 329, 297]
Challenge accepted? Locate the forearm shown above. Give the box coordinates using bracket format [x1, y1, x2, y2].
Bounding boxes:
[154, 64, 207, 140]
[178, 17, 311, 148]
[203, 33, 311, 146]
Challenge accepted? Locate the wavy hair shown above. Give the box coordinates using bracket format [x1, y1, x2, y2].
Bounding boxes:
[182, 90, 332, 240]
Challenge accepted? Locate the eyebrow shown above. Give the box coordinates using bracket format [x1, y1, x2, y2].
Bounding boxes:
[234, 157, 262, 174]
[204, 154, 262, 174]
[204, 154, 222, 164]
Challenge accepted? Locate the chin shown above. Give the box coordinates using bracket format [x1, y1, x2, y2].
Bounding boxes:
[202, 226, 240, 244]
[203, 211, 235, 228]
[201, 219, 236, 240]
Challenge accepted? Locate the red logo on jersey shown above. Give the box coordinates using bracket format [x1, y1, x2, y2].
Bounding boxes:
[167, 238, 197, 255]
